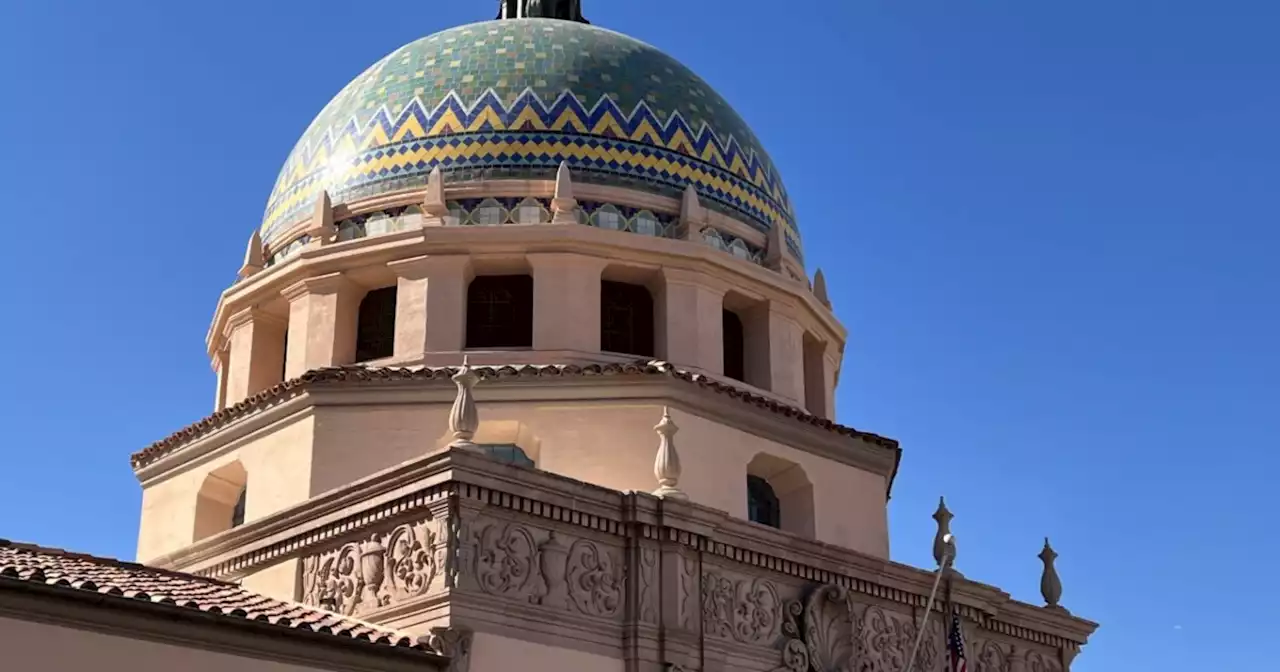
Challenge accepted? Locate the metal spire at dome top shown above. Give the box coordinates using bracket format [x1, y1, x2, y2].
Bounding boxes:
[496, 0, 589, 23]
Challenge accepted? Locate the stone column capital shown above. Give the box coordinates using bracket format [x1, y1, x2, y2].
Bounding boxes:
[387, 254, 475, 281]
[281, 272, 361, 302]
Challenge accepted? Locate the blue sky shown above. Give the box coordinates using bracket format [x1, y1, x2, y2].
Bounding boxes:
[0, 1, 1275, 669]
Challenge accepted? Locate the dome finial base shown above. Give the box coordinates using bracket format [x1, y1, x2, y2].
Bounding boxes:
[497, 0, 589, 23]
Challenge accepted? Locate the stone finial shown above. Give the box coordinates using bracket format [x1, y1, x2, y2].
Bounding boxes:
[1039, 537, 1065, 610]
[551, 161, 579, 224]
[651, 407, 687, 500]
[813, 268, 831, 307]
[423, 166, 449, 224]
[308, 190, 336, 246]
[238, 230, 265, 279]
[764, 224, 784, 270]
[932, 496, 955, 568]
[680, 184, 707, 240]
[448, 356, 482, 451]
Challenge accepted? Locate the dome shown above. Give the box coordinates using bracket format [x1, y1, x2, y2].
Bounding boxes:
[261, 19, 801, 260]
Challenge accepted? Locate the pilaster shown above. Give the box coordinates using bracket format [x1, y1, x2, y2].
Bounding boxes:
[767, 303, 805, 404]
[388, 255, 475, 357]
[212, 346, 229, 412]
[660, 268, 725, 374]
[223, 308, 287, 405]
[281, 273, 362, 378]
[528, 253, 608, 352]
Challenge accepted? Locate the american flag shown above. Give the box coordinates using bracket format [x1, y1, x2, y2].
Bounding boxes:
[948, 613, 969, 672]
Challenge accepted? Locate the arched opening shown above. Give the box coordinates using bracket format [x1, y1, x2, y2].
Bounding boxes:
[746, 453, 815, 538]
[193, 461, 248, 542]
[601, 281, 654, 357]
[355, 286, 398, 362]
[467, 275, 534, 349]
[723, 309, 746, 382]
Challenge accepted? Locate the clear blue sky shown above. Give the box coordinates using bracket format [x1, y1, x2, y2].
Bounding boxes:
[1, 1, 1275, 669]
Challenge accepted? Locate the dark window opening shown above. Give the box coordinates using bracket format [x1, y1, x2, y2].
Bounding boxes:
[355, 287, 398, 362]
[479, 444, 535, 469]
[747, 475, 780, 529]
[231, 488, 247, 529]
[723, 310, 745, 382]
[467, 275, 533, 348]
[601, 281, 654, 357]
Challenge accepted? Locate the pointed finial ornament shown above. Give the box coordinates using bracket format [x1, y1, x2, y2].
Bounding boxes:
[932, 496, 955, 568]
[1039, 537, 1065, 610]
[651, 407, 687, 499]
[308, 190, 336, 247]
[551, 161, 579, 224]
[448, 356, 482, 452]
[423, 166, 449, 225]
[680, 184, 708, 241]
[813, 269, 831, 307]
[239, 230, 265, 279]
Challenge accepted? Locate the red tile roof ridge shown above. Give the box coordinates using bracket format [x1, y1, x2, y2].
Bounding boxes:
[131, 360, 900, 470]
[0, 538, 429, 651]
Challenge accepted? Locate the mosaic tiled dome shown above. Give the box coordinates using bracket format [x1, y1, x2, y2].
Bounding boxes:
[262, 19, 801, 259]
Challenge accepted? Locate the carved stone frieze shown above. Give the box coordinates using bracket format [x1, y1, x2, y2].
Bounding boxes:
[468, 519, 625, 620]
[701, 570, 788, 645]
[974, 637, 1010, 672]
[638, 547, 658, 624]
[300, 518, 439, 616]
[766, 583, 945, 672]
[1025, 649, 1062, 672]
[678, 554, 697, 629]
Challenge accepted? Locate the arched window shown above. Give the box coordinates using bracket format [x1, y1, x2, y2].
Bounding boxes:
[467, 275, 533, 348]
[231, 488, 247, 528]
[194, 461, 248, 541]
[355, 287, 397, 362]
[601, 281, 654, 357]
[723, 309, 745, 382]
[746, 453, 815, 537]
[747, 475, 781, 528]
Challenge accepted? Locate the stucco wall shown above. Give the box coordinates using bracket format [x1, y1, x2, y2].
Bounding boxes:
[306, 399, 889, 557]
[136, 415, 316, 562]
[0, 616, 338, 672]
[468, 631, 624, 672]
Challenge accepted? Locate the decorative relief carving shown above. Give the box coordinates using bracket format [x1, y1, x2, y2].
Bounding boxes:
[467, 520, 625, 619]
[678, 554, 697, 629]
[474, 523, 539, 599]
[1025, 649, 1062, 672]
[638, 547, 658, 624]
[567, 538, 623, 617]
[300, 519, 438, 615]
[426, 625, 473, 672]
[975, 638, 1010, 672]
[701, 571, 785, 645]
[805, 586, 856, 672]
[762, 583, 944, 672]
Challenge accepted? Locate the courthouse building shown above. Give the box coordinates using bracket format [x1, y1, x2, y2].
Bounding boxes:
[0, 2, 1096, 670]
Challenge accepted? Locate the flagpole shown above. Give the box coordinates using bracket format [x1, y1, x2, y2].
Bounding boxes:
[905, 533, 954, 672]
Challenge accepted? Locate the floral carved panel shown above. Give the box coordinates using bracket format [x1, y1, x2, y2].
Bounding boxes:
[300, 518, 439, 616]
[701, 570, 789, 646]
[466, 519, 626, 620]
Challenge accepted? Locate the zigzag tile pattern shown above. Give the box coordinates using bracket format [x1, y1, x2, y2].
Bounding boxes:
[260, 19, 801, 257]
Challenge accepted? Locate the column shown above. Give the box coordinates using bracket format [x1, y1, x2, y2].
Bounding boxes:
[528, 253, 607, 352]
[281, 273, 362, 379]
[660, 268, 725, 374]
[822, 341, 841, 420]
[388, 255, 474, 357]
[223, 308, 287, 405]
[767, 302, 805, 403]
[212, 347, 229, 412]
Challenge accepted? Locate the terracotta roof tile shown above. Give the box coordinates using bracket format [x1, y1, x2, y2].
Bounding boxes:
[0, 539, 429, 652]
[131, 361, 899, 470]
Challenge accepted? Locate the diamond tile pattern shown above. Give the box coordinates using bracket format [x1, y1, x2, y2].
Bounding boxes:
[262, 19, 800, 258]
[0, 540, 425, 650]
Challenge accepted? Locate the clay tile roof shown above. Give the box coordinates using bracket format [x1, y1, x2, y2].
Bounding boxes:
[131, 361, 900, 470]
[0, 539, 429, 652]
